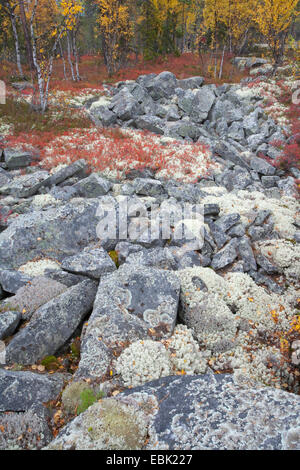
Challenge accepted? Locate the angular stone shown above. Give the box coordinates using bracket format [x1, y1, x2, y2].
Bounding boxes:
[215, 213, 241, 232]
[0, 369, 66, 412]
[0, 171, 49, 198]
[256, 254, 279, 274]
[237, 237, 257, 271]
[47, 160, 88, 186]
[3, 148, 33, 169]
[250, 156, 276, 176]
[261, 176, 280, 188]
[204, 204, 220, 216]
[0, 199, 103, 269]
[111, 90, 140, 121]
[45, 373, 300, 450]
[126, 247, 178, 270]
[177, 76, 204, 90]
[134, 115, 165, 135]
[0, 269, 33, 294]
[0, 168, 12, 187]
[209, 222, 229, 249]
[211, 239, 238, 270]
[61, 247, 116, 279]
[134, 178, 164, 196]
[0, 311, 21, 340]
[44, 269, 87, 287]
[165, 121, 200, 141]
[73, 174, 112, 198]
[76, 264, 180, 380]
[91, 105, 117, 126]
[2, 276, 68, 320]
[6, 280, 98, 365]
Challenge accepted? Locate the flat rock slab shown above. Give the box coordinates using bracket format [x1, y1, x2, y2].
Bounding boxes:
[76, 264, 180, 380]
[0, 269, 33, 294]
[0, 171, 49, 198]
[3, 276, 68, 320]
[61, 247, 116, 279]
[2, 148, 34, 169]
[0, 311, 21, 340]
[0, 199, 101, 269]
[46, 374, 300, 450]
[0, 369, 66, 412]
[5, 280, 98, 365]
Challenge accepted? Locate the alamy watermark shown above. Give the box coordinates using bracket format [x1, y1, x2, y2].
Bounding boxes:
[96, 199, 205, 255]
[0, 80, 6, 104]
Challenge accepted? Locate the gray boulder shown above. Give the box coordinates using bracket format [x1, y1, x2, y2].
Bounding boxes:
[2, 148, 33, 169]
[177, 76, 204, 90]
[91, 105, 117, 126]
[135, 115, 165, 135]
[46, 373, 300, 450]
[0, 199, 102, 268]
[211, 239, 238, 270]
[250, 156, 276, 175]
[73, 174, 112, 198]
[134, 178, 164, 196]
[76, 264, 180, 380]
[0, 369, 66, 412]
[111, 89, 140, 121]
[0, 171, 49, 198]
[145, 71, 177, 100]
[2, 276, 68, 320]
[5, 280, 98, 365]
[0, 311, 21, 340]
[46, 160, 88, 187]
[61, 247, 116, 279]
[189, 86, 216, 123]
[0, 269, 33, 294]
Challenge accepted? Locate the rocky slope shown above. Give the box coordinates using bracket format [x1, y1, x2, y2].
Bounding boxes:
[0, 71, 299, 450]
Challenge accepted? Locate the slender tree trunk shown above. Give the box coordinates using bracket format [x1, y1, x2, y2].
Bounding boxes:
[219, 45, 226, 79]
[59, 39, 68, 80]
[4, 2, 24, 77]
[72, 27, 81, 81]
[67, 31, 75, 81]
[18, 0, 34, 71]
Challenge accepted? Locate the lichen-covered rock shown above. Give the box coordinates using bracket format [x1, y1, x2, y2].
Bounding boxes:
[0, 171, 49, 198]
[2, 148, 33, 170]
[61, 246, 116, 279]
[0, 369, 66, 412]
[0, 269, 33, 294]
[0, 311, 21, 340]
[2, 276, 68, 320]
[0, 198, 102, 268]
[45, 374, 300, 450]
[73, 174, 112, 198]
[5, 280, 98, 365]
[0, 404, 52, 450]
[45, 397, 149, 450]
[76, 264, 180, 381]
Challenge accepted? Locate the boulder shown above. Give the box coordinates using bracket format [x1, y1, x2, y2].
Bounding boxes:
[0, 199, 102, 268]
[5, 280, 98, 365]
[76, 264, 180, 380]
[2, 148, 33, 169]
[0, 369, 66, 412]
[0, 269, 33, 294]
[46, 373, 300, 450]
[61, 247, 116, 279]
[0, 311, 21, 340]
[0, 171, 49, 198]
[73, 174, 112, 198]
[134, 116, 165, 135]
[2, 276, 68, 320]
